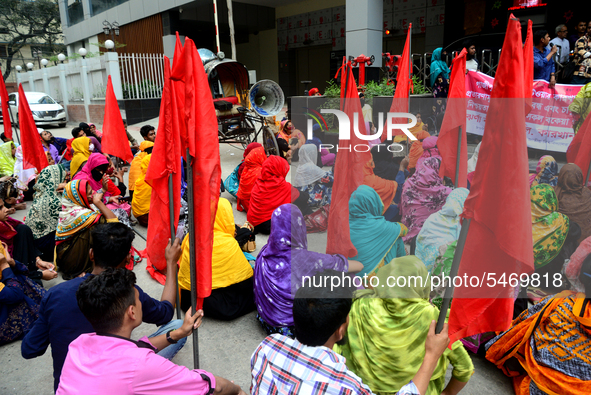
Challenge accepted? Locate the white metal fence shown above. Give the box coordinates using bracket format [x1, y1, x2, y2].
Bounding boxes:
[119, 53, 165, 100]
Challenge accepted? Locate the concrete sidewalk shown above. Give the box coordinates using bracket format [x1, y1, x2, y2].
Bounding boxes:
[0, 120, 515, 394]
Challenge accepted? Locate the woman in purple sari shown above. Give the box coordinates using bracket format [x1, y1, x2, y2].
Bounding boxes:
[254, 204, 363, 337]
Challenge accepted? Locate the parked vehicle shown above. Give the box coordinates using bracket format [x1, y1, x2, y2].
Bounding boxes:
[7, 91, 66, 128]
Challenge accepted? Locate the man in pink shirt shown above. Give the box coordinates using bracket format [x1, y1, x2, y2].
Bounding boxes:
[57, 268, 245, 395]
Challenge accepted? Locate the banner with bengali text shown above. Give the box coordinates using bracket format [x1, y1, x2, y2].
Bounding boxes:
[465, 70, 583, 152]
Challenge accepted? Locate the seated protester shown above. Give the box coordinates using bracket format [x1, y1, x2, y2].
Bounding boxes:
[88, 123, 102, 140]
[407, 130, 431, 171]
[349, 185, 407, 280]
[467, 142, 481, 174]
[79, 122, 101, 142]
[400, 157, 452, 244]
[254, 204, 363, 337]
[0, 141, 16, 177]
[307, 124, 335, 167]
[128, 141, 154, 200]
[486, 254, 591, 395]
[335, 256, 474, 395]
[179, 198, 255, 320]
[22, 223, 187, 392]
[564, 236, 591, 293]
[70, 136, 92, 176]
[24, 165, 67, 263]
[416, 188, 470, 272]
[74, 153, 132, 226]
[123, 119, 140, 155]
[415, 136, 442, 169]
[54, 180, 118, 280]
[0, 243, 46, 346]
[39, 128, 59, 164]
[277, 120, 305, 148]
[238, 143, 262, 181]
[247, 156, 292, 235]
[292, 144, 333, 212]
[131, 153, 153, 226]
[555, 163, 591, 243]
[224, 142, 262, 199]
[251, 269, 454, 395]
[0, 179, 26, 211]
[278, 137, 292, 163]
[57, 269, 245, 395]
[13, 146, 37, 201]
[0, 132, 11, 143]
[140, 124, 156, 143]
[529, 155, 559, 188]
[236, 146, 266, 212]
[372, 146, 410, 215]
[363, 150, 398, 221]
[0, 198, 56, 285]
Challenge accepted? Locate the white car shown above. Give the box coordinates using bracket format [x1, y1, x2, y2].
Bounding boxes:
[7, 91, 67, 128]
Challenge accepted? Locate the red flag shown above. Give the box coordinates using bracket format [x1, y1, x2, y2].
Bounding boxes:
[523, 19, 534, 112]
[101, 76, 133, 163]
[145, 57, 182, 284]
[448, 15, 534, 343]
[0, 71, 12, 140]
[170, 38, 221, 310]
[171, 34, 188, 152]
[567, 119, 587, 164]
[438, 49, 467, 187]
[573, 114, 591, 183]
[381, 24, 413, 142]
[173, 32, 183, 69]
[18, 84, 48, 171]
[326, 62, 372, 257]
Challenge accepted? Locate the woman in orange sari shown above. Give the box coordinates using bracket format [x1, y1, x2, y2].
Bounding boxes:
[236, 147, 267, 212]
[278, 120, 306, 148]
[486, 246, 591, 395]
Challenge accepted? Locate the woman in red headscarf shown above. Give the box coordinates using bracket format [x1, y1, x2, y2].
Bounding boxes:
[236, 147, 267, 212]
[247, 156, 293, 234]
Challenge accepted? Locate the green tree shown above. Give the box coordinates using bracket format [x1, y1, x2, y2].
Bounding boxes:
[0, 0, 63, 80]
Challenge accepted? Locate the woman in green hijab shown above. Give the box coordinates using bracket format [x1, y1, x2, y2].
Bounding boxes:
[335, 256, 474, 395]
[0, 141, 16, 177]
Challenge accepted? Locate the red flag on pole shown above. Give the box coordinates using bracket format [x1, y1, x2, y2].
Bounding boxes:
[381, 24, 412, 142]
[0, 71, 13, 140]
[438, 49, 467, 187]
[171, 38, 221, 310]
[448, 15, 534, 343]
[18, 84, 48, 171]
[173, 32, 184, 69]
[145, 56, 182, 284]
[523, 19, 534, 112]
[326, 62, 372, 257]
[172, 33, 188, 152]
[573, 114, 591, 183]
[101, 76, 133, 163]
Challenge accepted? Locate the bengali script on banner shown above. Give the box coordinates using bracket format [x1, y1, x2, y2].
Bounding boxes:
[465, 71, 583, 152]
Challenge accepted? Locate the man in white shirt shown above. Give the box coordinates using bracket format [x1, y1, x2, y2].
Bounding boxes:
[550, 24, 570, 64]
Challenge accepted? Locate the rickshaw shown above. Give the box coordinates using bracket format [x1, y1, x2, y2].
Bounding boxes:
[200, 49, 281, 156]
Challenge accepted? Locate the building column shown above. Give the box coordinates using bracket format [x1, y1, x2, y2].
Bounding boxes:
[79, 59, 91, 122]
[104, 51, 124, 100]
[345, 0, 382, 82]
[58, 63, 69, 121]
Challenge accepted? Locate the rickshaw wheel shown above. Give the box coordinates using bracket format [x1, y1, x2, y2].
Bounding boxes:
[262, 126, 280, 156]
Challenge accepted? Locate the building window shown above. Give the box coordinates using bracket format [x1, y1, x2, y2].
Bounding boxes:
[90, 0, 129, 17]
[67, 0, 85, 26]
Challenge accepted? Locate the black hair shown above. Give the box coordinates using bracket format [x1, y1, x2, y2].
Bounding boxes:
[90, 223, 135, 269]
[122, 119, 127, 126]
[0, 180, 18, 200]
[140, 125, 155, 138]
[71, 127, 83, 138]
[277, 138, 289, 159]
[77, 268, 137, 333]
[0, 133, 8, 142]
[533, 30, 548, 46]
[144, 146, 153, 155]
[293, 270, 354, 347]
[580, 253, 591, 299]
[79, 122, 90, 131]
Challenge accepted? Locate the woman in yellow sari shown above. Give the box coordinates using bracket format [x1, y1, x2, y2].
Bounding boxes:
[128, 141, 154, 199]
[335, 255, 474, 395]
[131, 154, 152, 226]
[70, 137, 91, 176]
[178, 198, 254, 320]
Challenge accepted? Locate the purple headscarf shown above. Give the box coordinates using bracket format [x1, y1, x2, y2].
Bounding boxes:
[254, 204, 348, 328]
[400, 157, 451, 242]
[72, 153, 109, 192]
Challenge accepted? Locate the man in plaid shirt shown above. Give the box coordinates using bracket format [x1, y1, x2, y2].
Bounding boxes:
[250, 271, 450, 395]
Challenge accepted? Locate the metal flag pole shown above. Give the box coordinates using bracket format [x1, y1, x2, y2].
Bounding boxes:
[186, 148, 199, 369]
[436, 218, 471, 333]
[455, 126, 462, 188]
[7, 105, 20, 145]
[212, 0, 221, 54]
[169, 173, 182, 319]
[131, 227, 147, 241]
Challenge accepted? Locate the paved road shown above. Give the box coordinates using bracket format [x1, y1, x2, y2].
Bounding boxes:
[1, 120, 518, 394]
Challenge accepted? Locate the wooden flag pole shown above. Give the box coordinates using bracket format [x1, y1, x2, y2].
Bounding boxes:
[169, 173, 182, 320]
[436, 218, 472, 334]
[186, 148, 200, 369]
[455, 126, 462, 188]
